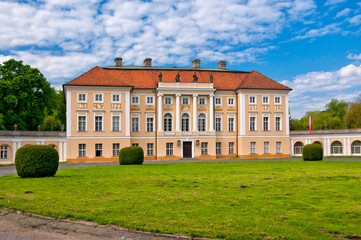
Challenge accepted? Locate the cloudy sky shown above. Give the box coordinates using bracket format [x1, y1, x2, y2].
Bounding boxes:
[1, 0, 360, 119]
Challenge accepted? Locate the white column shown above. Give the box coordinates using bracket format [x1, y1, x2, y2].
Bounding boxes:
[286, 95, 289, 135]
[193, 94, 198, 131]
[64, 142, 67, 162]
[239, 93, 246, 136]
[176, 93, 181, 131]
[12, 141, 17, 164]
[343, 138, 347, 156]
[209, 94, 214, 131]
[347, 138, 351, 155]
[323, 138, 327, 156]
[158, 93, 163, 131]
[125, 92, 130, 136]
[66, 90, 71, 137]
[59, 141, 63, 162]
[17, 142, 21, 149]
[291, 138, 294, 156]
[327, 138, 330, 156]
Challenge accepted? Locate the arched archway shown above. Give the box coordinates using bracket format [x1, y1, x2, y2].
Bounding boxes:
[331, 141, 343, 155]
[164, 113, 172, 132]
[351, 140, 361, 155]
[313, 141, 322, 147]
[294, 142, 304, 155]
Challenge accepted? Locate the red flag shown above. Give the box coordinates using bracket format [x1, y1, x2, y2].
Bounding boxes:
[309, 116, 312, 135]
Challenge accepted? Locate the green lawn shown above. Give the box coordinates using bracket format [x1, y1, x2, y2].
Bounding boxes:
[0, 161, 360, 240]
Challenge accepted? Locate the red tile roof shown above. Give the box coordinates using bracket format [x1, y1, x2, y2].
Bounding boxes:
[64, 66, 291, 91]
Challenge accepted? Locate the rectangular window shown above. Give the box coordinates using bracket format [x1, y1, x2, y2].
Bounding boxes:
[250, 142, 256, 154]
[112, 94, 120, 103]
[113, 143, 120, 157]
[275, 116, 281, 131]
[201, 142, 208, 155]
[131, 117, 139, 132]
[228, 117, 235, 132]
[95, 116, 103, 131]
[228, 97, 235, 106]
[132, 143, 139, 147]
[263, 116, 269, 131]
[1, 145, 8, 159]
[249, 96, 256, 104]
[78, 93, 86, 102]
[264, 142, 269, 154]
[276, 142, 281, 154]
[165, 96, 172, 105]
[182, 97, 189, 105]
[250, 116, 256, 131]
[131, 96, 139, 104]
[95, 144, 102, 157]
[147, 143, 154, 156]
[216, 142, 221, 154]
[146, 96, 154, 104]
[262, 96, 269, 104]
[112, 116, 120, 132]
[229, 142, 234, 154]
[215, 97, 222, 106]
[146, 117, 154, 132]
[199, 97, 206, 105]
[215, 117, 222, 132]
[275, 96, 281, 104]
[78, 116, 86, 132]
[78, 144, 86, 157]
[94, 94, 103, 103]
[166, 143, 173, 156]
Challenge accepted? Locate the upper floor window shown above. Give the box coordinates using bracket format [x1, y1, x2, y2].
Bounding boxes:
[215, 117, 222, 132]
[94, 94, 103, 103]
[95, 116, 103, 131]
[262, 96, 269, 104]
[182, 113, 190, 131]
[215, 97, 222, 106]
[198, 113, 206, 131]
[147, 117, 154, 132]
[199, 97, 206, 105]
[275, 116, 281, 131]
[228, 117, 235, 132]
[112, 94, 120, 103]
[78, 116, 86, 132]
[131, 117, 139, 132]
[263, 116, 269, 131]
[182, 97, 189, 105]
[165, 96, 172, 105]
[228, 97, 235, 106]
[275, 96, 281, 104]
[164, 113, 172, 131]
[249, 96, 256, 104]
[112, 116, 120, 132]
[250, 116, 256, 131]
[146, 96, 154, 105]
[131, 96, 139, 104]
[78, 93, 86, 102]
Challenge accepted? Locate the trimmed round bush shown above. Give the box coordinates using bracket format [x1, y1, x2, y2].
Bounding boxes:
[15, 145, 59, 178]
[302, 144, 323, 161]
[119, 146, 144, 165]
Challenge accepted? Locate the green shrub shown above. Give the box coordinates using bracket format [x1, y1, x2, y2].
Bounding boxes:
[15, 145, 59, 178]
[302, 144, 323, 161]
[119, 146, 144, 165]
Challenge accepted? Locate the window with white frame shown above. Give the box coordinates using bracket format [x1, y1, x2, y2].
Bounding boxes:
[229, 142, 234, 154]
[215, 97, 222, 106]
[250, 116, 256, 131]
[146, 117, 154, 132]
[147, 143, 154, 156]
[264, 142, 269, 154]
[131, 96, 139, 104]
[112, 116, 120, 132]
[113, 143, 120, 157]
[95, 144, 102, 157]
[1, 145, 8, 159]
[294, 142, 303, 155]
[166, 143, 173, 156]
[351, 141, 361, 154]
[274, 96, 281, 104]
[164, 96, 172, 105]
[182, 97, 189, 105]
[78, 116, 86, 132]
[198, 113, 206, 131]
[228, 117, 235, 132]
[249, 96, 256, 104]
[164, 113, 172, 131]
[263, 116, 269, 131]
[199, 97, 206, 105]
[275, 116, 281, 131]
[131, 117, 139, 132]
[146, 96, 154, 105]
[94, 94, 103, 103]
[215, 117, 222, 132]
[216, 142, 221, 154]
[262, 96, 269, 104]
[228, 97, 235, 106]
[78, 93, 86, 102]
[276, 142, 281, 154]
[112, 94, 120, 103]
[95, 116, 103, 131]
[181, 113, 190, 131]
[331, 141, 343, 154]
[250, 142, 256, 154]
[201, 142, 208, 155]
[132, 143, 139, 147]
[78, 144, 86, 157]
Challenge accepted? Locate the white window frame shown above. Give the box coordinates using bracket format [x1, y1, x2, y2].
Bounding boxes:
[77, 93, 87, 103]
[274, 96, 281, 105]
[215, 97, 222, 106]
[111, 114, 121, 132]
[216, 142, 221, 155]
[77, 114, 87, 132]
[275, 115, 282, 131]
[201, 142, 208, 155]
[94, 93, 104, 103]
[249, 96, 256, 104]
[78, 144, 86, 157]
[166, 143, 173, 156]
[181, 96, 190, 105]
[113, 143, 120, 157]
[164, 96, 173, 105]
[131, 116, 140, 132]
[146, 96, 154, 105]
[263, 115, 270, 131]
[215, 115, 222, 132]
[229, 142, 234, 154]
[250, 142, 256, 154]
[181, 113, 190, 131]
[262, 96, 269, 104]
[164, 113, 173, 132]
[1, 145, 8, 159]
[276, 141, 281, 154]
[131, 96, 139, 105]
[198, 113, 207, 131]
[249, 115, 257, 131]
[264, 142, 269, 154]
[111, 93, 121, 103]
[146, 116, 154, 132]
[351, 141, 361, 155]
[95, 143, 102, 157]
[94, 114, 104, 132]
[198, 97, 206, 105]
[228, 116, 235, 132]
[331, 141, 343, 155]
[147, 143, 154, 156]
[227, 97, 235, 106]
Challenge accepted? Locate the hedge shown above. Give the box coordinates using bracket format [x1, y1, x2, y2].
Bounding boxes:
[15, 145, 59, 178]
[119, 146, 144, 165]
[302, 144, 323, 161]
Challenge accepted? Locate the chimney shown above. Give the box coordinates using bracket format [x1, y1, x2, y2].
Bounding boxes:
[218, 60, 226, 69]
[192, 59, 200, 68]
[144, 58, 152, 67]
[115, 57, 122, 67]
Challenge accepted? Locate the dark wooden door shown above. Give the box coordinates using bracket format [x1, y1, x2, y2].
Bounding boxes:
[183, 142, 192, 158]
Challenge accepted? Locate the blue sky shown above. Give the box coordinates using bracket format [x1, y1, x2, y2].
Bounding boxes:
[1, 0, 361, 119]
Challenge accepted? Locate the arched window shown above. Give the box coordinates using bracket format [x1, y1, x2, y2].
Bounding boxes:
[1, 145, 8, 159]
[294, 142, 303, 155]
[164, 113, 172, 132]
[313, 141, 322, 146]
[182, 113, 190, 131]
[331, 141, 343, 154]
[351, 140, 361, 155]
[198, 113, 206, 131]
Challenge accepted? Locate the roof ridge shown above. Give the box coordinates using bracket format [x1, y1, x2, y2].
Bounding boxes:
[102, 66, 250, 73]
[237, 71, 252, 89]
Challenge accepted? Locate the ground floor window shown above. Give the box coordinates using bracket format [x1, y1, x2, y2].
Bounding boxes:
[276, 142, 281, 154]
[113, 143, 120, 157]
[132, 143, 139, 147]
[78, 144, 86, 157]
[229, 142, 234, 154]
[201, 142, 208, 155]
[250, 142, 256, 154]
[1, 145, 8, 159]
[331, 141, 343, 154]
[216, 142, 221, 154]
[264, 142, 269, 154]
[166, 143, 173, 156]
[351, 140, 361, 154]
[294, 142, 303, 155]
[147, 143, 154, 156]
[95, 144, 102, 157]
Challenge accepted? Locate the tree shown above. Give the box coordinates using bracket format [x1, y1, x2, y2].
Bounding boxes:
[325, 99, 348, 121]
[345, 101, 361, 128]
[42, 90, 66, 131]
[0, 59, 54, 131]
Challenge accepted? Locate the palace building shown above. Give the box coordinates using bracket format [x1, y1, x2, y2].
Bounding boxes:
[62, 58, 292, 162]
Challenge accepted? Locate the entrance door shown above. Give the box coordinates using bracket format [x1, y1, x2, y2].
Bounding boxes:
[183, 142, 192, 158]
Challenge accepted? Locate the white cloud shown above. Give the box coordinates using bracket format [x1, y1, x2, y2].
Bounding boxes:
[325, 0, 346, 6]
[335, 8, 351, 18]
[292, 23, 342, 40]
[348, 14, 361, 25]
[347, 53, 361, 60]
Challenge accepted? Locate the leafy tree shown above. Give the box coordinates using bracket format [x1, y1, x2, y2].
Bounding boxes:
[325, 99, 348, 121]
[345, 101, 361, 128]
[0, 59, 54, 130]
[42, 90, 66, 130]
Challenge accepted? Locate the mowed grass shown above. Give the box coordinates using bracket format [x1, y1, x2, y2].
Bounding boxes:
[0, 161, 360, 239]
